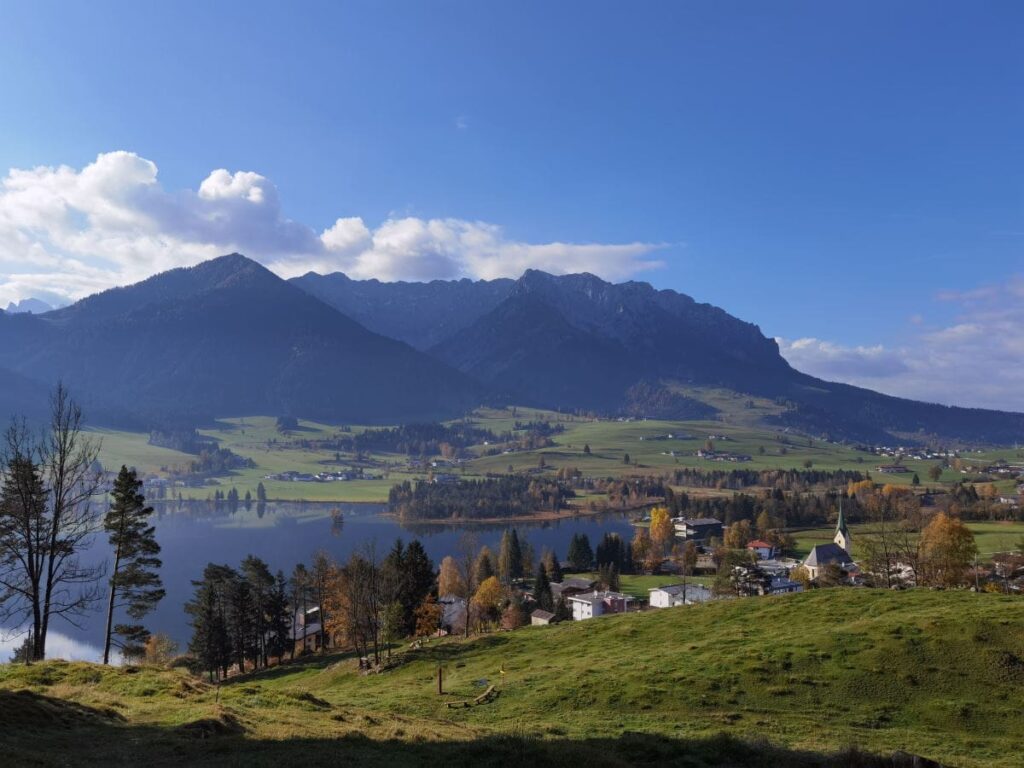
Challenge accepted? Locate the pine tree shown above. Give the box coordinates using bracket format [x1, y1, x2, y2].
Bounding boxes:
[256, 482, 267, 502]
[567, 533, 593, 571]
[509, 529, 523, 581]
[266, 570, 291, 663]
[102, 466, 164, 664]
[533, 562, 553, 612]
[185, 564, 233, 681]
[475, 546, 496, 585]
[240, 555, 275, 669]
[543, 548, 564, 583]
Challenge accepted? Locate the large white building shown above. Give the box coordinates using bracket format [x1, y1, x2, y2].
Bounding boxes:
[648, 583, 714, 608]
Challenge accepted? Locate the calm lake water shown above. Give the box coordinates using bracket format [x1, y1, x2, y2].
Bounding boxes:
[12, 501, 637, 659]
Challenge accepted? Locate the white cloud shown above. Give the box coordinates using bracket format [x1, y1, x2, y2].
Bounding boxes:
[778, 276, 1024, 412]
[0, 628, 104, 663]
[0, 151, 664, 305]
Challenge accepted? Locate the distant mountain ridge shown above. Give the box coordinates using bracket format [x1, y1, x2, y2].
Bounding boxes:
[1, 255, 1021, 444]
[293, 267, 1024, 444]
[3, 297, 54, 314]
[291, 271, 514, 350]
[0, 254, 480, 426]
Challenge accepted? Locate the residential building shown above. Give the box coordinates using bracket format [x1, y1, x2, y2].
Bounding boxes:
[568, 590, 635, 621]
[648, 583, 714, 608]
[746, 539, 775, 560]
[550, 577, 598, 602]
[672, 517, 724, 542]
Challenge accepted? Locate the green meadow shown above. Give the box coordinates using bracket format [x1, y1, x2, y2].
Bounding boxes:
[2, 589, 1022, 766]
[88, 407, 1017, 505]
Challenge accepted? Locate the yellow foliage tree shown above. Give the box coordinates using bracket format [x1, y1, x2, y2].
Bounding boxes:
[920, 512, 977, 587]
[472, 576, 504, 629]
[723, 519, 753, 550]
[649, 506, 674, 557]
[438, 556, 465, 598]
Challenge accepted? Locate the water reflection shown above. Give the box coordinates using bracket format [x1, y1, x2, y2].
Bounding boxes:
[25, 500, 638, 657]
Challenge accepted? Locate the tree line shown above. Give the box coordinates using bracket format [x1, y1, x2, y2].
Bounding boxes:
[0, 386, 164, 663]
[388, 476, 574, 520]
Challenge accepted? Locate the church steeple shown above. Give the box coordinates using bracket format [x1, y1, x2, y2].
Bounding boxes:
[834, 499, 850, 552]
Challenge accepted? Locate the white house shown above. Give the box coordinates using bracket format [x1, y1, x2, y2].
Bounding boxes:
[746, 539, 775, 560]
[648, 583, 714, 608]
[568, 590, 635, 621]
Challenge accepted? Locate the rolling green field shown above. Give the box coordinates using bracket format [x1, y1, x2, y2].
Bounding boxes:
[88, 406, 1021, 505]
[2, 589, 1022, 766]
[790, 521, 1024, 560]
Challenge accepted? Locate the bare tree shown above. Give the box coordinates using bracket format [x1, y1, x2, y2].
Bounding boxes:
[0, 385, 104, 660]
[455, 533, 478, 637]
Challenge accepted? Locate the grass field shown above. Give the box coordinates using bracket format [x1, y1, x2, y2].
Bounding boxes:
[88, 407, 1019, 506]
[790, 521, 1024, 560]
[2, 589, 1022, 766]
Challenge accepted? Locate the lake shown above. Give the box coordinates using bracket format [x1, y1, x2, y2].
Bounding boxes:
[2, 501, 637, 661]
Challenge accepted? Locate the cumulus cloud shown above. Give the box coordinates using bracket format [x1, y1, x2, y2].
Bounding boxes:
[778, 276, 1024, 412]
[0, 628, 104, 663]
[0, 151, 664, 306]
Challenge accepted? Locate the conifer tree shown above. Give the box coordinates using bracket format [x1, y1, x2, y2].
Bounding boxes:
[102, 466, 164, 664]
[533, 562, 553, 612]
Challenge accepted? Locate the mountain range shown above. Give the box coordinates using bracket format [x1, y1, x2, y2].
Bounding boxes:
[1, 253, 1021, 444]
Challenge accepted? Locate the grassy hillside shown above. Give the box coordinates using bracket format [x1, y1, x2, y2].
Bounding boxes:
[2, 590, 1022, 766]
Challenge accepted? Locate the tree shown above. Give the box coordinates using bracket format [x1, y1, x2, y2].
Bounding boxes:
[533, 562, 553, 611]
[920, 513, 977, 587]
[928, 464, 943, 482]
[623, 453, 631, 465]
[912, 473, 920, 487]
[256, 482, 267, 502]
[475, 546, 496, 584]
[682, 540, 698, 576]
[185, 564, 234, 681]
[649, 507, 674, 559]
[266, 570, 292, 663]
[500, 593, 528, 630]
[498, 529, 523, 584]
[289, 563, 311, 656]
[413, 594, 443, 637]
[438, 556, 464, 597]
[472, 576, 503, 630]
[143, 633, 179, 667]
[102, 466, 164, 664]
[0, 386, 104, 661]
[723, 519, 753, 550]
[541, 548, 563, 583]
[631, 527, 651, 573]
[583, 444, 591, 455]
[566, 533, 593, 572]
[310, 551, 334, 653]
[553, 595, 571, 622]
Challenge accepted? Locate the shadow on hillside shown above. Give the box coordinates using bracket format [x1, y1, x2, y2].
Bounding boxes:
[0, 688, 945, 768]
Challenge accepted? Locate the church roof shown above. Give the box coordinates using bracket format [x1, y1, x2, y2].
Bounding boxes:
[835, 501, 850, 538]
[804, 543, 854, 568]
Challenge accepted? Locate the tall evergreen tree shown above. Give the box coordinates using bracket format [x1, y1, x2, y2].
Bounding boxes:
[266, 570, 292, 663]
[543, 548, 564, 583]
[475, 546, 496, 585]
[533, 562, 553, 612]
[102, 466, 164, 664]
[185, 564, 233, 681]
[240, 555, 275, 668]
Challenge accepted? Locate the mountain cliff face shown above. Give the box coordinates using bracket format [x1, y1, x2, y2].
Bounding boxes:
[2, 256, 1020, 443]
[0, 255, 480, 426]
[290, 272, 514, 350]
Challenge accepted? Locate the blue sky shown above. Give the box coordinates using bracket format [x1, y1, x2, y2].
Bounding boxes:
[0, 2, 1021, 409]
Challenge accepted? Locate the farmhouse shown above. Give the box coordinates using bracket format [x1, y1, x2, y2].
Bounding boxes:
[648, 583, 714, 608]
[877, 465, 911, 474]
[568, 590, 635, 621]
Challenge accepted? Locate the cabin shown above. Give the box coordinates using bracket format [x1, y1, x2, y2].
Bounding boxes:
[530, 609, 555, 626]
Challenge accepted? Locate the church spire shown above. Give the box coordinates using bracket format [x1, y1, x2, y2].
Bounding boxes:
[834, 499, 850, 551]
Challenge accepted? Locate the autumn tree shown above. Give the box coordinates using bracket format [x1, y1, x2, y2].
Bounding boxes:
[541, 548, 563, 583]
[438, 555, 465, 597]
[472, 576, 504, 630]
[723, 519, 753, 549]
[102, 466, 164, 664]
[649, 506, 674, 560]
[414, 595, 443, 637]
[920, 513, 977, 587]
[631, 527, 651, 573]
[927, 464, 943, 482]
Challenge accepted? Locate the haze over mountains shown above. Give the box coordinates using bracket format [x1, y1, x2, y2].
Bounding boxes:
[1, 253, 1022, 444]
